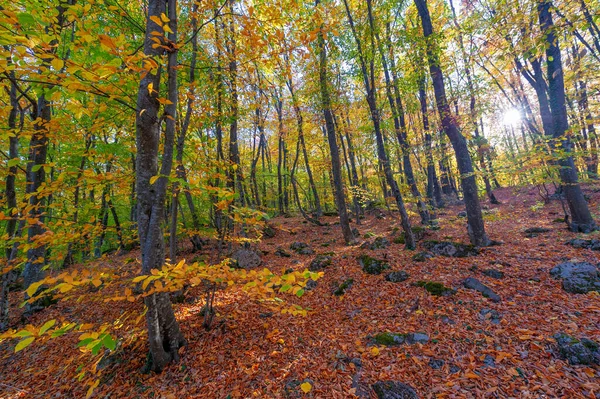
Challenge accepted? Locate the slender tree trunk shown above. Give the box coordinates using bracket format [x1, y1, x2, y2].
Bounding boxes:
[415, 0, 490, 246]
[419, 78, 444, 208]
[538, 0, 597, 232]
[135, 0, 185, 372]
[379, 22, 430, 223]
[343, 0, 415, 247]
[316, 0, 354, 244]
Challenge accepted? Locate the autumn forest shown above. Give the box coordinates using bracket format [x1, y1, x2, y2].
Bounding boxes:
[0, 0, 599, 397]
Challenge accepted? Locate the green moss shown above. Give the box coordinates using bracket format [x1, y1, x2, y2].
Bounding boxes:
[393, 235, 405, 244]
[333, 278, 354, 296]
[364, 231, 376, 239]
[358, 254, 389, 275]
[373, 332, 407, 346]
[416, 281, 455, 296]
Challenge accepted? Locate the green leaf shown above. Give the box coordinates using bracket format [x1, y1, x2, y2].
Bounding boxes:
[295, 289, 305, 298]
[15, 336, 35, 352]
[102, 334, 116, 351]
[280, 284, 292, 293]
[17, 13, 35, 26]
[14, 329, 33, 338]
[39, 319, 56, 335]
[7, 159, 19, 168]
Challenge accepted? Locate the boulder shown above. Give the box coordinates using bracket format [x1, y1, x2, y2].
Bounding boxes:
[361, 237, 390, 250]
[463, 277, 501, 302]
[428, 359, 444, 369]
[482, 268, 505, 279]
[290, 242, 315, 255]
[423, 241, 479, 257]
[309, 255, 333, 271]
[553, 333, 600, 365]
[263, 224, 277, 238]
[372, 332, 429, 346]
[230, 248, 262, 270]
[523, 227, 550, 237]
[565, 238, 600, 251]
[385, 271, 409, 283]
[358, 254, 389, 275]
[412, 252, 433, 262]
[372, 381, 418, 399]
[479, 308, 502, 324]
[275, 247, 291, 257]
[333, 278, 354, 296]
[549, 261, 600, 294]
[416, 281, 455, 297]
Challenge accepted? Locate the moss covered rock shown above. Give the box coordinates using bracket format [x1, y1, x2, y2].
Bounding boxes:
[416, 281, 455, 296]
[358, 254, 389, 275]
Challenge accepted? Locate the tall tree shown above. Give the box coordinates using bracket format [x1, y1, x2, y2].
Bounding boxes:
[414, 0, 490, 246]
[315, 0, 354, 244]
[135, 0, 185, 372]
[538, 0, 597, 232]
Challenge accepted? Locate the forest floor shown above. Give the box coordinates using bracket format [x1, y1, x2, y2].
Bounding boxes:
[1, 185, 600, 398]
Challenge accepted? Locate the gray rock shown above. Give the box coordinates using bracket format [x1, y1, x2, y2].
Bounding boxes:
[449, 364, 461, 373]
[263, 224, 277, 238]
[428, 358, 444, 369]
[275, 247, 291, 257]
[333, 278, 354, 296]
[308, 255, 333, 271]
[463, 277, 501, 302]
[457, 211, 467, 218]
[407, 333, 429, 344]
[361, 236, 390, 250]
[565, 238, 600, 250]
[423, 241, 479, 257]
[372, 381, 418, 399]
[483, 354, 496, 367]
[479, 308, 502, 324]
[524, 227, 551, 234]
[231, 248, 262, 270]
[554, 333, 600, 365]
[305, 279, 318, 291]
[482, 268, 505, 279]
[372, 332, 428, 346]
[412, 252, 433, 262]
[549, 261, 600, 294]
[290, 242, 315, 255]
[385, 271, 409, 283]
[358, 254, 389, 275]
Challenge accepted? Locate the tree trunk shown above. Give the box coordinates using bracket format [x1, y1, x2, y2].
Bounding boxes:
[415, 0, 490, 246]
[344, 0, 415, 248]
[316, 0, 354, 244]
[538, 0, 597, 232]
[135, 0, 185, 372]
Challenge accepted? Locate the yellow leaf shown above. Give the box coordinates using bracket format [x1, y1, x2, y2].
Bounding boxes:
[163, 25, 174, 34]
[26, 281, 43, 297]
[51, 58, 64, 70]
[39, 319, 56, 335]
[86, 379, 100, 399]
[149, 175, 159, 185]
[91, 279, 102, 287]
[147, 82, 154, 95]
[59, 283, 73, 293]
[15, 336, 35, 352]
[300, 382, 312, 393]
[370, 347, 380, 356]
[149, 15, 162, 26]
[160, 13, 170, 23]
[132, 275, 146, 283]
